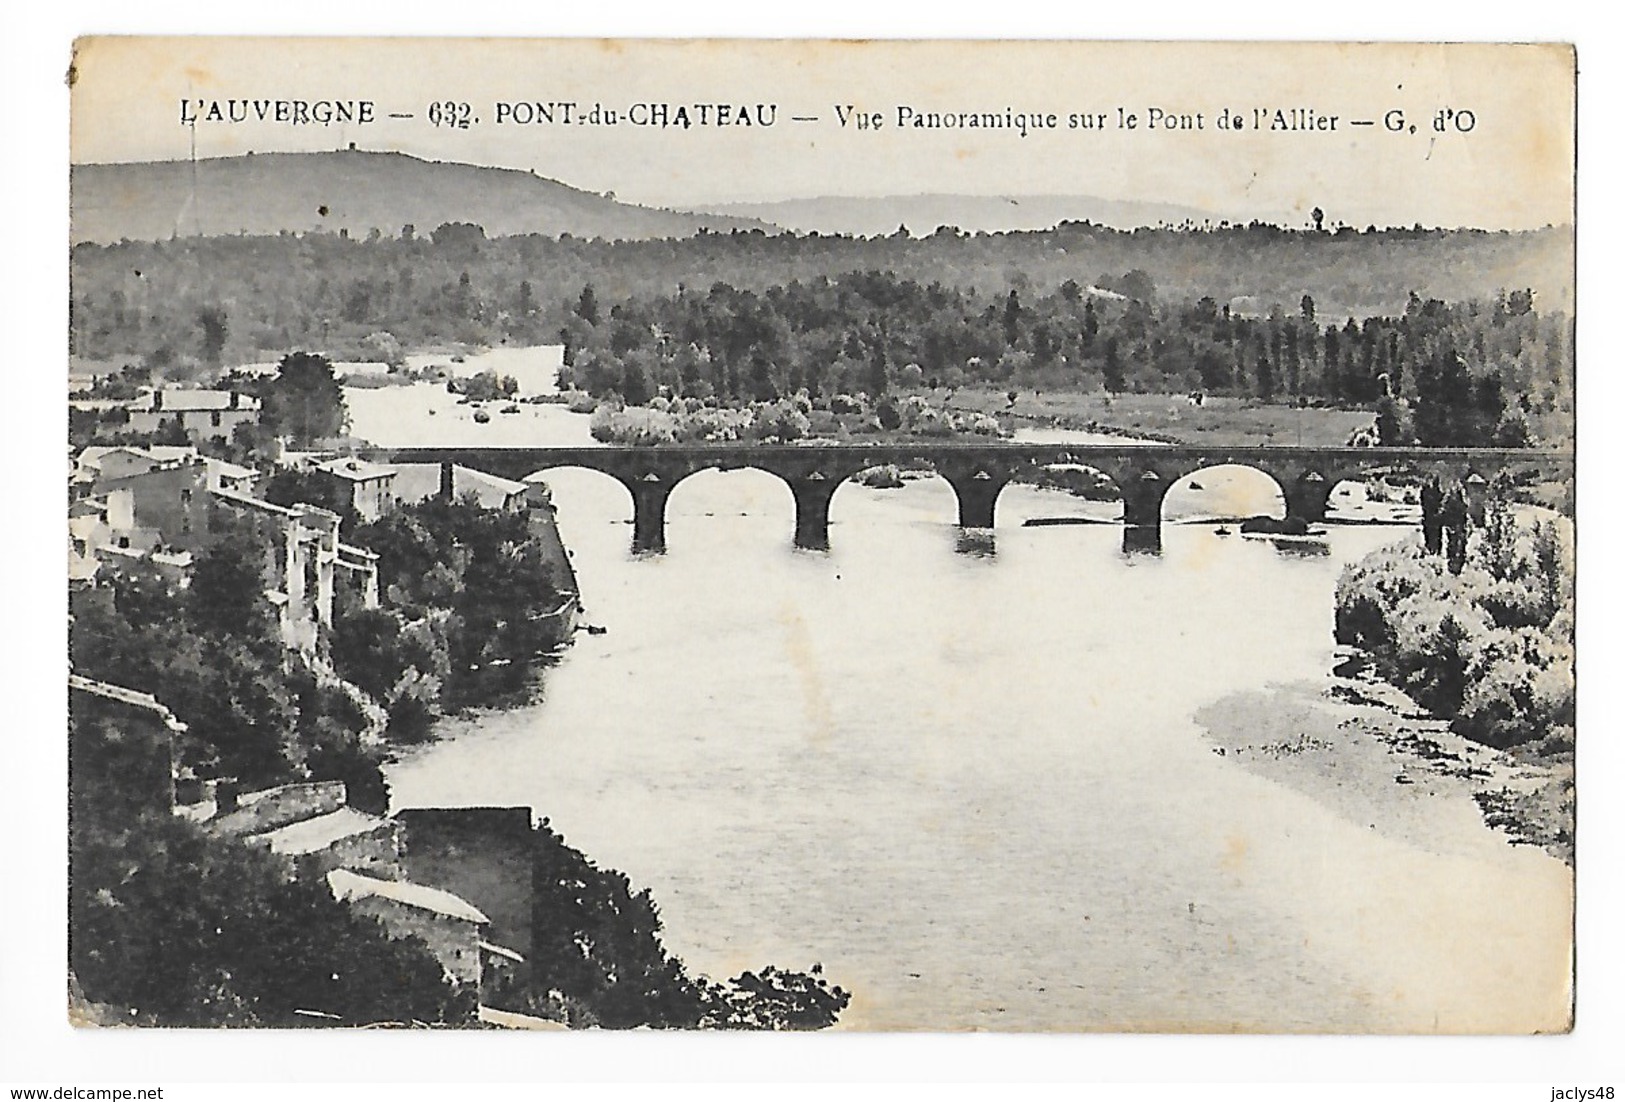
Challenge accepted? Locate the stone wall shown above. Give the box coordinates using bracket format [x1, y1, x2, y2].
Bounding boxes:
[209, 781, 347, 837]
[396, 807, 537, 971]
[69, 678, 181, 823]
[346, 894, 483, 989]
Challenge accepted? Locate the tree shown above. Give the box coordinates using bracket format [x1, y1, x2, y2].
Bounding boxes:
[429, 221, 486, 250]
[1311, 207, 1325, 232]
[71, 808, 465, 1026]
[198, 305, 229, 367]
[1002, 290, 1023, 346]
[1118, 269, 1157, 303]
[261, 352, 348, 446]
[575, 284, 601, 327]
[1255, 351, 1276, 401]
[1102, 337, 1125, 393]
[188, 525, 277, 644]
[262, 466, 351, 521]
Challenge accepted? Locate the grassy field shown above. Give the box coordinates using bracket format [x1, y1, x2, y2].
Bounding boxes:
[946, 388, 1376, 448]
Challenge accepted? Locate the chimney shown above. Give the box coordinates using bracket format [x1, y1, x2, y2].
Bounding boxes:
[215, 777, 242, 813]
[152, 389, 164, 411]
[230, 391, 240, 411]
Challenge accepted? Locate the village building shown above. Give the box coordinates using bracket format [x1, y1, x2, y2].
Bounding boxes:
[391, 463, 532, 513]
[71, 444, 379, 651]
[84, 451, 216, 552]
[208, 490, 379, 651]
[326, 869, 492, 990]
[248, 806, 404, 881]
[310, 456, 399, 521]
[124, 388, 262, 445]
[395, 807, 538, 986]
[178, 777, 520, 1004]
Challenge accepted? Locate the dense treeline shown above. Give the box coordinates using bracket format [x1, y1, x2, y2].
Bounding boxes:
[69, 220, 1570, 374]
[559, 275, 1571, 446]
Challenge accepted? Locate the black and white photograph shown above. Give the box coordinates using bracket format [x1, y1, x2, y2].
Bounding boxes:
[10, 21, 1617, 1088]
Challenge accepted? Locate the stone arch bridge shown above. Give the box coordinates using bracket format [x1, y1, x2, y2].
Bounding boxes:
[370, 444, 1573, 553]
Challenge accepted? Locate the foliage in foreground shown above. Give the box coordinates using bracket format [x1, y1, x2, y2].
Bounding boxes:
[68, 517, 385, 808]
[1334, 492, 1573, 753]
[69, 689, 464, 1027]
[526, 819, 850, 1030]
[71, 811, 470, 1027]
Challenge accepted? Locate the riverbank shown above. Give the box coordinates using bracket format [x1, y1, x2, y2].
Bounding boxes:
[1195, 654, 1574, 865]
[947, 388, 1375, 447]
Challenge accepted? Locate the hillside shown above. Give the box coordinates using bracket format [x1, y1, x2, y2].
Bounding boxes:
[703, 194, 1212, 236]
[70, 150, 773, 244]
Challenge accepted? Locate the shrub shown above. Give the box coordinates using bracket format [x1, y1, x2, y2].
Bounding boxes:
[1334, 504, 1574, 753]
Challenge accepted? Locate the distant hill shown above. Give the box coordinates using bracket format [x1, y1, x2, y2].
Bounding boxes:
[70, 150, 773, 244]
[701, 194, 1214, 236]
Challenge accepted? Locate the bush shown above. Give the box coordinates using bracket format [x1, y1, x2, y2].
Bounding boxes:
[750, 399, 811, 442]
[1334, 505, 1573, 753]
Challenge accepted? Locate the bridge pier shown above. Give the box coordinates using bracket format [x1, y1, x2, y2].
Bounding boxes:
[1122, 525, 1163, 555]
[787, 474, 840, 550]
[944, 469, 1010, 529]
[628, 476, 671, 554]
[1283, 471, 1334, 525]
[1121, 468, 1166, 528]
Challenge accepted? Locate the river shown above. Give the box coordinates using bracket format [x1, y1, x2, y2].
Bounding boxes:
[350, 350, 1571, 1033]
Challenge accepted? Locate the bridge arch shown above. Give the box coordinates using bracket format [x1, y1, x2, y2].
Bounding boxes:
[519, 464, 646, 552]
[829, 463, 964, 541]
[666, 465, 802, 551]
[372, 444, 1572, 549]
[1004, 462, 1126, 523]
[1160, 463, 1287, 524]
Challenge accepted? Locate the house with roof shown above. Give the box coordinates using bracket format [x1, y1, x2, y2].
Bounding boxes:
[194, 779, 518, 999]
[391, 463, 532, 513]
[311, 456, 399, 522]
[248, 805, 404, 881]
[327, 869, 492, 990]
[125, 388, 261, 445]
[84, 449, 218, 553]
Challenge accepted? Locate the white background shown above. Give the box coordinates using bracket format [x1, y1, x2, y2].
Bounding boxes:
[5, 1, 1619, 1094]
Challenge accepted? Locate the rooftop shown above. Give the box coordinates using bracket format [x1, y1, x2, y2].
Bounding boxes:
[250, 807, 392, 856]
[314, 456, 398, 482]
[327, 869, 490, 925]
[76, 444, 198, 472]
[393, 463, 530, 509]
[138, 388, 261, 412]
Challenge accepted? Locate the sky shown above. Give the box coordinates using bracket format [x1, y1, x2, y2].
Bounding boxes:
[69, 38, 1576, 229]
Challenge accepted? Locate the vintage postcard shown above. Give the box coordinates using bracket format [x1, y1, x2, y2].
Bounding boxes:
[65, 37, 1576, 1034]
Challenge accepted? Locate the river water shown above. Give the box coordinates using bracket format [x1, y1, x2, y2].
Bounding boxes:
[352, 352, 1571, 1033]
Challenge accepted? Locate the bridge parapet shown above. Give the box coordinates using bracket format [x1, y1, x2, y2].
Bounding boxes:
[367, 444, 1571, 550]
